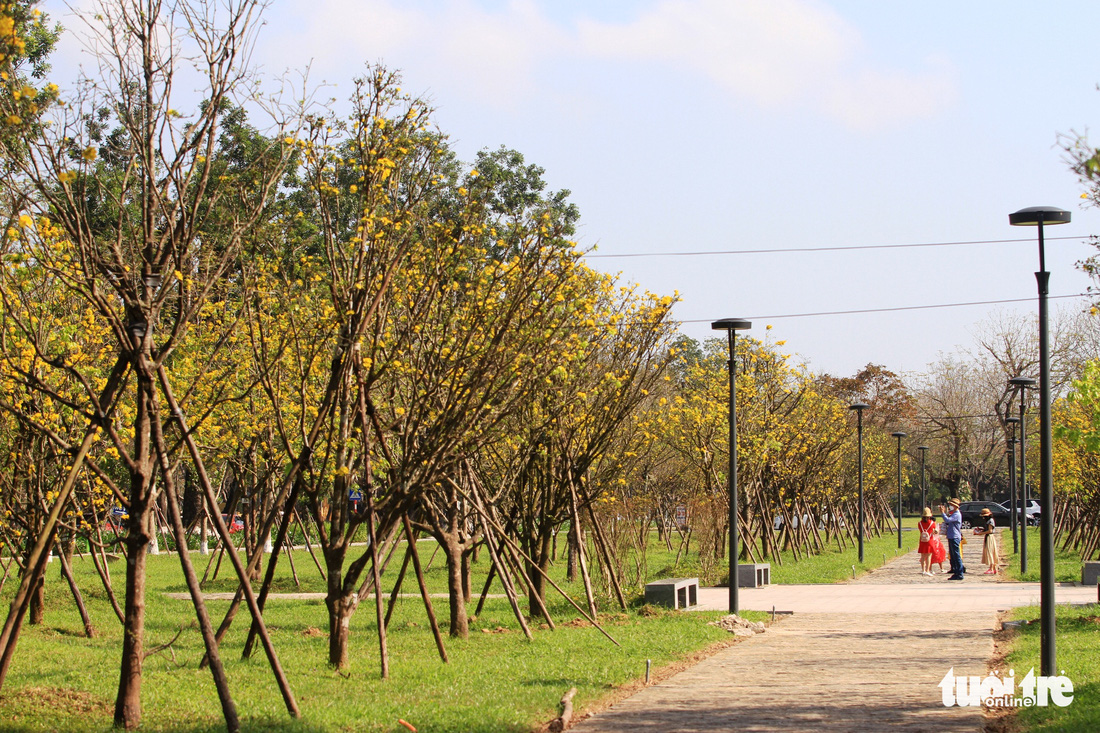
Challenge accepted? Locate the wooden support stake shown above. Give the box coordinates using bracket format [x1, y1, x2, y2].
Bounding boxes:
[365, 492, 389, 679]
[403, 516, 448, 663]
[293, 509, 326, 580]
[157, 366, 299, 718]
[150, 409, 240, 733]
[56, 549, 95, 639]
[383, 544, 412, 631]
[585, 502, 626, 611]
[464, 484, 618, 647]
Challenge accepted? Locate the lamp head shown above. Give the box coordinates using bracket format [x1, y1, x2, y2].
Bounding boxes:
[711, 318, 752, 331]
[848, 402, 869, 412]
[1008, 206, 1071, 226]
[1005, 416, 1021, 425]
[1009, 376, 1037, 388]
[891, 432, 907, 439]
[917, 445, 929, 452]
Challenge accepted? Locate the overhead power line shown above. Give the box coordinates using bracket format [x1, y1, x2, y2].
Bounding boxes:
[585, 234, 1089, 259]
[675, 293, 1091, 324]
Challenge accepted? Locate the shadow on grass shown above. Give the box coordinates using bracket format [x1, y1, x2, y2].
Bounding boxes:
[0, 685, 546, 733]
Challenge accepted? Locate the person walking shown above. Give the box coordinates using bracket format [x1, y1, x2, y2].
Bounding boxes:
[976, 507, 1000, 574]
[940, 498, 965, 580]
[917, 507, 938, 576]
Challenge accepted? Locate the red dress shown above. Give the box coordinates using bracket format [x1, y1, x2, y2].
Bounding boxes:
[917, 518, 937, 554]
[931, 535, 947, 564]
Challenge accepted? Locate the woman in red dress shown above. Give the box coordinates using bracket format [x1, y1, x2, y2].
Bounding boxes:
[917, 507, 938, 576]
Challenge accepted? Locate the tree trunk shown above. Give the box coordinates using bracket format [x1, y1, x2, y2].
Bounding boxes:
[443, 539, 468, 639]
[566, 522, 578, 581]
[460, 550, 472, 603]
[324, 561, 356, 670]
[27, 574, 44, 626]
[114, 512, 150, 729]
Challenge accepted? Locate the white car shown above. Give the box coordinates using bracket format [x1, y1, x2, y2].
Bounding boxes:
[1000, 499, 1041, 526]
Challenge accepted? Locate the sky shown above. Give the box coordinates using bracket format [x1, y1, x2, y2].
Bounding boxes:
[44, 0, 1100, 377]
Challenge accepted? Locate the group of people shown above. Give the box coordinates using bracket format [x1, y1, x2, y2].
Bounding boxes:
[915, 497, 1000, 580]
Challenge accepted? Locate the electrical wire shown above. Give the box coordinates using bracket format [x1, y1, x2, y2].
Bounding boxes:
[584, 234, 1089, 259]
[673, 293, 1091, 324]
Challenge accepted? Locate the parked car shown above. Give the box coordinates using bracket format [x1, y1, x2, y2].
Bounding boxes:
[1000, 499, 1041, 526]
[221, 513, 244, 533]
[958, 501, 1011, 529]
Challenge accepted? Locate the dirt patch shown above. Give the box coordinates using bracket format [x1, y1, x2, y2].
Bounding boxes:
[0, 686, 111, 720]
[559, 613, 789, 730]
[301, 626, 324, 637]
[983, 610, 1020, 733]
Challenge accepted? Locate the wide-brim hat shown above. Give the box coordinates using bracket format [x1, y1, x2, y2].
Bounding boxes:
[980, 508, 992, 516]
[948, 498, 961, 508]
[922, 507, 933, 518]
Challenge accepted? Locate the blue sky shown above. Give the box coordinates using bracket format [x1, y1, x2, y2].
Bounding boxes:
[47, 0, 1100, 377]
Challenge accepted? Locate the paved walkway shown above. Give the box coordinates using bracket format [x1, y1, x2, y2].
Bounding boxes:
[572, 532, 1097, 732]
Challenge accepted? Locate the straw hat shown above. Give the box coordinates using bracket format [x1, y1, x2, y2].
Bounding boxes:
[948, 498, 961, 508]
[980, 508, 992, 516]
[922, 507, 932, 518]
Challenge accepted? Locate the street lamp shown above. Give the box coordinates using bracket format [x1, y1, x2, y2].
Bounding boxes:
[891, 432, 906, 550]
[1009, 202, 1069, 677]
[1005, 416, 1021, 554]
[849, 403, 869, 563]
[711, 318, 751, 614]
[1009, 376, 1036, 575]
[917, 445, 929, 512]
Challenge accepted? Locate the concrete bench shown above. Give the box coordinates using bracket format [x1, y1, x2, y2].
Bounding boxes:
[1083, 561, 1100, 586]
[644, 577, 699, 609]
[737, 563, 771, 588]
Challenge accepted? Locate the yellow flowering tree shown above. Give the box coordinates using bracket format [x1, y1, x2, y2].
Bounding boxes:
[0, 0, 304, 729]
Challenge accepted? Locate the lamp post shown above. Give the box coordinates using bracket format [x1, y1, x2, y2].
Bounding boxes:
[1009, 376, 1035, 575]
[849, 403, 869, 563]
[917, 445, 929, 512]
[1009, 203, 1069, 677]
[712, 318, 751, 614]
[1005, 416, 1020, 554]
[891, 432, 906, 549]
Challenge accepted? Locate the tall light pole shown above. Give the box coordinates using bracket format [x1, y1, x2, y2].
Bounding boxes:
[1009, 376, 1036, 575]
[1006, 415, 1020, 554]
[849, 403, 869, 563]
[1009, 204, 1069, 677]
[918, 445, 929, 511]
[712, 318, 751, 615]
[892, 432, 907, 550]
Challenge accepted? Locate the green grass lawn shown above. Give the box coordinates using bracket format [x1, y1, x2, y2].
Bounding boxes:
[997, 526, 1098, 731]
[643, 521, 920, 586]
[1001, 526, 1087, 583]
[0, 518, 936, 730]
[1005, 603, 1100, 733]
[0, 545, 762, 732]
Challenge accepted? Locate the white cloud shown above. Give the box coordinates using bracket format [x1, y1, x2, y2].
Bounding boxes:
[576, 0, 956, 130]
[251, 0, 954, 128]
[257, 0, 565, 109]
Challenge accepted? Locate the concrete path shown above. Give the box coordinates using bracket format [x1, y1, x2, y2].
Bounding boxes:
[571, 611, 990, 732]
[572, 532, 1095, 732]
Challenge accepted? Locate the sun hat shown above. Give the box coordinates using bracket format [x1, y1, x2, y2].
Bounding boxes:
[980, 508, 992, 516]
[948, 498, 960, 508]
[922, 507, 932, 518]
